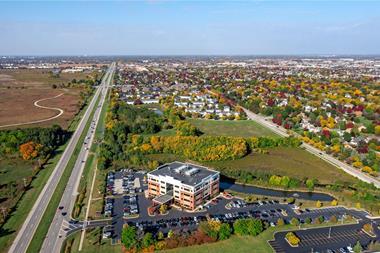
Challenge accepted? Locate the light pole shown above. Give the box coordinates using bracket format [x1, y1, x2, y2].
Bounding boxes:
[328, 227, 331, 238]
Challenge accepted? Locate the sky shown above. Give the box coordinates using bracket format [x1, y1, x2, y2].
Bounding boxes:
[0, 0, 379, 55]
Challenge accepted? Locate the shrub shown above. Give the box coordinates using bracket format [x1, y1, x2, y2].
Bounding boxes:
[285, 232, 300, 246]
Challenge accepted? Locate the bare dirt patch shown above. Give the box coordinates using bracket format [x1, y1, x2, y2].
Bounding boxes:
[0, 88, 81, 129]
[0, 69, 97, 129]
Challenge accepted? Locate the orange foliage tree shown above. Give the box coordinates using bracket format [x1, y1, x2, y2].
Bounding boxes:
[19, 141, 43, 160]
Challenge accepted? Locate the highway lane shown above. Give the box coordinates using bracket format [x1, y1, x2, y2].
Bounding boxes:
[8, 63, 115, 253]
[241, 108, 380, 189]
[40, 63, 115, 253]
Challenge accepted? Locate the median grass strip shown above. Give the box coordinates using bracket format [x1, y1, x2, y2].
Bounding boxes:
[0, 91, 96, 253]
[26, 92, 102, 253]
[75, 89, 111, 220]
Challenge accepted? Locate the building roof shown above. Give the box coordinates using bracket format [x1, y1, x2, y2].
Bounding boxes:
[153, 191, 174, 204]
[148, 161, 219, 187]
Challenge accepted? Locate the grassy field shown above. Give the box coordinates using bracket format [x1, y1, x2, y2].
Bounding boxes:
[205, 147, 357, 185]
[0, 157, 35, 185]
[0, 88, 81, 128]
[0, 69, 94, 89]
[146, 147, 357, 186]
[0, 69, 99, 129]
[187, 119, 277, 137]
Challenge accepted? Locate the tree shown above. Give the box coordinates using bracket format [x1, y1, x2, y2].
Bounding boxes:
[277, 218, 285, 226]
[142, 232, 154, 248]
[316, 200, 323, 208]
[157, 231, 164, 240]
[353, 241, 362, 253]
[305, 178, 315, 190]
[121, 226, 138, 250]
[218, 223, 231, 240]
[375, 125, 380, 136]
[362, 223, 373, 234]
[290, 217, 300, 226]
[19, 141, 43, 160]
[233, 219, 248, 236]
[305, 217, 312, 224]
[285, 232, 300, 246]
[159, 204, 167, 214]
[199, 220, 220, 239]
[246, 218, 263, 236]
[331, 199, 338, 206]
[168, 230, 174, 238]
[317, 216, 325, 224]
[329, 215, 337, 223]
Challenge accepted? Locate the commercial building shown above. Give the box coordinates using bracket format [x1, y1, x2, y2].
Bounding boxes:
[147, 162, 220, 210]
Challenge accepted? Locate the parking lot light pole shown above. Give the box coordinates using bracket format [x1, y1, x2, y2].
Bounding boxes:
[328, 227, 331, 238]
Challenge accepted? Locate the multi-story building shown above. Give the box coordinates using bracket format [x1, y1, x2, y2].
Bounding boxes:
[147, 162, 220, 210]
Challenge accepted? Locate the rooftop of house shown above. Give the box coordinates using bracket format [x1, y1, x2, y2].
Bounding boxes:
[148, 161, 219, 186]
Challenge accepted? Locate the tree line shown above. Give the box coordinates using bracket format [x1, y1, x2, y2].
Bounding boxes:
[121, 218, 263, 252]
[0, 125, 67, 158]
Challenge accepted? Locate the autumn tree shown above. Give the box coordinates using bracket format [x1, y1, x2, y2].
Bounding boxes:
[19, 141, 43, 160]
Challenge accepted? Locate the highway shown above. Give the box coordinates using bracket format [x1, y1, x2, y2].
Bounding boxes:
[242, 108, 380, 189]
[40, 62, 115, 253]
[8, 63, 115, 253]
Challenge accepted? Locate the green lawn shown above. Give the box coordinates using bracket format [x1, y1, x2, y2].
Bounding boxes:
[205, 147, 357, 185]
[187, 119, 277, 138]
[0, 157, 35, 185]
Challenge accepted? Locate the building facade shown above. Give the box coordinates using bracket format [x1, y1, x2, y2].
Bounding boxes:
[147, 162, 220, 210]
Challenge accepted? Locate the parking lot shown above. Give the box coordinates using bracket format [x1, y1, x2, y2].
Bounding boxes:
[270, 222, 377, 253]
[98, 170, 379, 252]
[103, 170, 145, 239]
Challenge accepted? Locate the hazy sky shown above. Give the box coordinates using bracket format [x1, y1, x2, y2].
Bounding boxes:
[0, 1, 379, 55]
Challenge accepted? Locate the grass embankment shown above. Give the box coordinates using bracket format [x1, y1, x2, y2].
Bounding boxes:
[26, 92, 102, 253]
[0, 91, 96, 253]
[187, 119, 278, 138]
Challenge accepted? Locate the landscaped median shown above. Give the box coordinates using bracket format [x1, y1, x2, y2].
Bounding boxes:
[25, 91, 102, 253]
[75, 89, 111, 221]
[284, 231, 300, 247]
